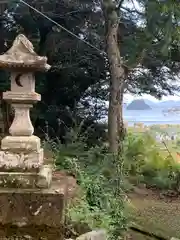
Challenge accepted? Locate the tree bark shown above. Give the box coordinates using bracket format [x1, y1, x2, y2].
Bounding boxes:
[102, 0, 125, 154]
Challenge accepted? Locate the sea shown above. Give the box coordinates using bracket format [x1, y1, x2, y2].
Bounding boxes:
[123, 108, 180, 126]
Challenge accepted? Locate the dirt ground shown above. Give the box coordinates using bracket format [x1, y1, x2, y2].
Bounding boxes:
[127, 186, 180, 239]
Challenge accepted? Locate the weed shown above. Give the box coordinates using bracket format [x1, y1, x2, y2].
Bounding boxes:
[45, 127, 129, 240]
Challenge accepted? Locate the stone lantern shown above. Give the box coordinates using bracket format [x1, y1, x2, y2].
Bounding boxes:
[0, 35, 78, 239]
[0, 34, 52, 188]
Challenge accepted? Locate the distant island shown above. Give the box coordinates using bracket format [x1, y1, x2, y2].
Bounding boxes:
[126, 99, 152, 110]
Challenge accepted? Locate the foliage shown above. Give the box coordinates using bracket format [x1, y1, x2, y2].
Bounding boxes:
[45, 127, 129, 239]
[124, 131, 180, 191]
[1, 0, 180, 140]
[122, 0, 180, 98]
[1, 0, 107, 139]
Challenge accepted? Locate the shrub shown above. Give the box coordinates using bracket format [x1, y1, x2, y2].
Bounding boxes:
[124, 131, 180, 191]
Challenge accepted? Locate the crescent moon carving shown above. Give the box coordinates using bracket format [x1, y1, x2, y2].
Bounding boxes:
[15, 73, 23, 87]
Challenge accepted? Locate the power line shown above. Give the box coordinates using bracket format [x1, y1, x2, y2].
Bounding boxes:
[19, 0, 105, 55]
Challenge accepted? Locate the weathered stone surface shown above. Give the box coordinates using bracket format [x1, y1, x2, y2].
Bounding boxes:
[0, 148, 44, 172]
[76, 230, 107, 240]
[3, 91, 41, 103]
[0, 34, 51, 71]
[9, 103, 34, 136]
[0, 178, 66, 226]
[36, 164, 53, 188]
[1, 135, 41, 152]
[0, 172, 37, 188]
[0, 174, 77, 239]
[11, 72, 35, 92]
[0, 164, 52, 188]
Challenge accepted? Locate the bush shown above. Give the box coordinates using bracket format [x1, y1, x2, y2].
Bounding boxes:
[124, 131, 180, 191]
[45, 128, 129, 240]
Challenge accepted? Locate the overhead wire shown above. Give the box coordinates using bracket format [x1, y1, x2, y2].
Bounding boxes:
[19, 0, 105, 55]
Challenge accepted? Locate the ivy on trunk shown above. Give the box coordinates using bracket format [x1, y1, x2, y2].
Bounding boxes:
[102, 0, 125, 154]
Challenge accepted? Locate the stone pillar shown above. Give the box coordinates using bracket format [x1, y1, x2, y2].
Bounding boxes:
[0, 34, 76, 239]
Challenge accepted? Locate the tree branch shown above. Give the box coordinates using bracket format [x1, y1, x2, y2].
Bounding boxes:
[117, 0, 125, 9]
[120, 6, 144, 16]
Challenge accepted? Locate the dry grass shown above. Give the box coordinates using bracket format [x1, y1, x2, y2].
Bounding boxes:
[128, 189, 180, 239]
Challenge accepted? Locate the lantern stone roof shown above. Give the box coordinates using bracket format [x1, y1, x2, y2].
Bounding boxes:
[0, 34, 51, 72]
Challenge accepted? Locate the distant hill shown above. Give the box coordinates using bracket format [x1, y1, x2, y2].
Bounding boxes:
[144, 99, 157, 107]
[126, 99, 151, 110]
[125, 98, 180, 110]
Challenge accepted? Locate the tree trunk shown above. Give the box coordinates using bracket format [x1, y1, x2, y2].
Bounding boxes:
[102, 0, 125, 154]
